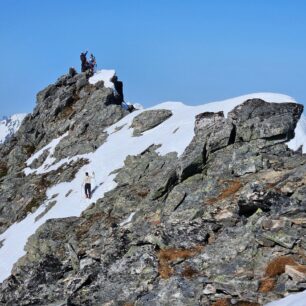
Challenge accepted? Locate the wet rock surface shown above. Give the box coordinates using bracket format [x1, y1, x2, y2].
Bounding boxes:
[0, 91, 306, 306]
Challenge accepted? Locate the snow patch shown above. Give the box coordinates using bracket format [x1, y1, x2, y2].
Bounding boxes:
[25, 132, 69, 175]
[88, 69, 116, 89]
[120, 212, 136, 227]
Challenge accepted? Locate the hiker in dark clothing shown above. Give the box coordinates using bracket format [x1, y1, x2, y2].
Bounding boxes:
[80, 51, 88, 73]
[111, 75, 124, 105]
[110, 75, 136, 112]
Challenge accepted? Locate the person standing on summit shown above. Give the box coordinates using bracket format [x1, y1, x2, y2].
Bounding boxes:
[83, 172, 95, 199]
[89, 53, 97, 75]
[80, 51, 88, 73]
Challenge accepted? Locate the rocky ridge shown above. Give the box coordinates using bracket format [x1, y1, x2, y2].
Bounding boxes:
[0, 70, 305, 305]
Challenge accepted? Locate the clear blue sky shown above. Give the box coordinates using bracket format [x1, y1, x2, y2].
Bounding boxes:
[1, 0, 306, 115]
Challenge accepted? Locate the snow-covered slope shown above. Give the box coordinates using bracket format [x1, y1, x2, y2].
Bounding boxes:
[266, 291, 306, 306]
[0, 113, 27, 144]
[0, 90, 305, 305]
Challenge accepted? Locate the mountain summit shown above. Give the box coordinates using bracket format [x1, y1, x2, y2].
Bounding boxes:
[0, 69, 306, 306]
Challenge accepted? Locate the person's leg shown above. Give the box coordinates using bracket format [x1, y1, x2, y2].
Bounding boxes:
[85, 184, 90, 198]
[88, 184, 92, 199]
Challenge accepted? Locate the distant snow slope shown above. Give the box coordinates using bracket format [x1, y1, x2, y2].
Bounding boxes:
[0, 113, 27, 144]
[0, 91, 305, 306]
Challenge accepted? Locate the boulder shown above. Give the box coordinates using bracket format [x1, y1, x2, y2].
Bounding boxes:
[228, 99, 303, 142]
[131, 109, 172, 136]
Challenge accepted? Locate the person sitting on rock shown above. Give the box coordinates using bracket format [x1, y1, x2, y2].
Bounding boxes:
[82, 172, 95, 199]
[111, 75, 124, 105]
[80, 51, 89, 73]
[109, 75, 136, 112]
[89, 53, 97, 75]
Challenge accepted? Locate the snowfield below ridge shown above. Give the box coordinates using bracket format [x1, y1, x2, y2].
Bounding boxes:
[0, 88, 305, 306]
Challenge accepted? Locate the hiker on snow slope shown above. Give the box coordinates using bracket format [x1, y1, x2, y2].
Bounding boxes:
[83, 172, 95, 199]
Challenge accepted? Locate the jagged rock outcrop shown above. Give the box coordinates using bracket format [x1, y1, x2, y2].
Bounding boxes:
[0, 95, 305, 306]
[0, 70, 128, 235]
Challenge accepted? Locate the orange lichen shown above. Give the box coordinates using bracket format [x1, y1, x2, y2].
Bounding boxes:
[292, 264, 306, 273]
[150, 219, 161, 226]
[265, 256, 297, 277]
[181, 264, 199, 278]
[76, 212, 108, 240]
[266, 182, 278, 189]
[157, 246, 203, 279]
[136, 189, 150, 198]
[212, 300, 259, 306]
[207, 180, 242, 204]
[59, 105, 75, 119]
[259, 277, 276, 293]
[212, 299, 231, 306]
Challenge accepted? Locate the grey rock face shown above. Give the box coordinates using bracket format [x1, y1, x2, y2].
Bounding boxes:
[228, 99, 303, 143]
[179, 111, 234, 180]
[131, 109, 172, 136]
[0, 95, 306, 306]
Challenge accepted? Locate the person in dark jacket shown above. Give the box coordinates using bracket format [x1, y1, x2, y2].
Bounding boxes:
[80, 51, 88, 73]
[111, 75, 124, 105]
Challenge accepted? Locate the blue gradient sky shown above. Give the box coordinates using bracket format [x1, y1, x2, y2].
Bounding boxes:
[0, 0, 306, 115]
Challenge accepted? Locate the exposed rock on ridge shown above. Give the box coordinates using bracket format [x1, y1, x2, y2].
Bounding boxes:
[0, 96, 305, 305]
